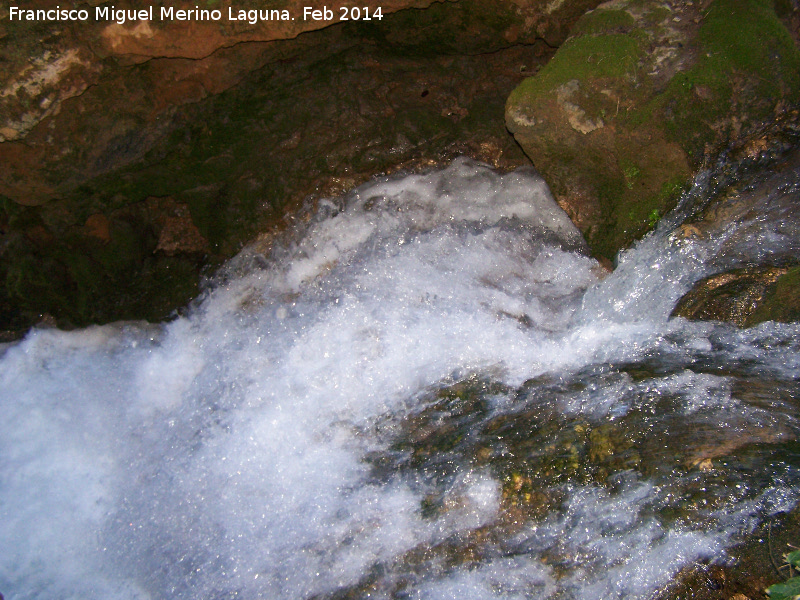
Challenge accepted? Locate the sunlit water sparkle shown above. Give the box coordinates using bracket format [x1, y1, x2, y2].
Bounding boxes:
[1, 158, 799, 599]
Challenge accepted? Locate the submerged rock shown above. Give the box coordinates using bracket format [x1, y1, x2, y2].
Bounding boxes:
[506, 0, 800, 259]
[660, 504, 800, 600]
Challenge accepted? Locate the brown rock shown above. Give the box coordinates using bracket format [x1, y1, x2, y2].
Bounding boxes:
[0, 0, 600, 329]
[146, 197, 208, 255]
[671, 267, 789, 327]
[506, 0, 800, 259]
[83, 214, 111, 243]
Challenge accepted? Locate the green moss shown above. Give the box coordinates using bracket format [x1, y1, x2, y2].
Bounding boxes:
[1, 200, 41, 231]
[661, 0, 800, 156]
[0, 206, 204, 328]
[701, 0, 799, 81]
[747, 266, 800, 325]
[509, 33, 643, 106]
[647, 208, 661, 228]
[657, 176, 687, 203]
[773, 0, 795, 18]
[508, 0, 799, 260]
[642, 5, 671, 25]
[620, 158, 641, 189]
[571, 8, 635, 36]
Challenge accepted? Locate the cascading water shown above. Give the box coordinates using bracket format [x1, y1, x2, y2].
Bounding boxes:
[1, 157, 798, 599]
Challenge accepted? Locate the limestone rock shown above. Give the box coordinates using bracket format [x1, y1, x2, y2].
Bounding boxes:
[670, 266, 790, 327]
[671, 145, 800, 328]
[673, 264, 800, 328]
[748, 266, 800, 325]
[506, 0, 800, 259]
[0, 0, 598, 331]
[147, 197, 209, 255]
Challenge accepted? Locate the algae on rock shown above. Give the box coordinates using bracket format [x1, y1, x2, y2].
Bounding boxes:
[505, 0, 800, 260]
[671, 143, 800, 328]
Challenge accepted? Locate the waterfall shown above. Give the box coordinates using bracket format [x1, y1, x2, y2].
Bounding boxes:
[1, 158, 798, 599]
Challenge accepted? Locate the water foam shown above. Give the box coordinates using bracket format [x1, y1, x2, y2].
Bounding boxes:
[1, 158, 798, 599]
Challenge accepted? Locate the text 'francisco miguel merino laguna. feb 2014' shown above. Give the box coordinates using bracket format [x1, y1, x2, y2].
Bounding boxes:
[7, 5, 386, 24]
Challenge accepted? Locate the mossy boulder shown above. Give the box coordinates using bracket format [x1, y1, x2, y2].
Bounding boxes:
[749, 265, 800, 324]
[670, 142, 800, 329]
[673, 265, 800, 327]
[506, 0, 800, 260]
[671, 266, 791, 327]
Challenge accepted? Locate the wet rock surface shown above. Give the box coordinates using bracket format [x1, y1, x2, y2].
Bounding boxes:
[506, 0, 800, 259]
[674, 264, 800, 328]
[671, 267, 790, 327]
[0, 1, 439, 150]
[672, 143, 800, 327]
[662, 504, 800, 600]
[321, 367, 800, 598]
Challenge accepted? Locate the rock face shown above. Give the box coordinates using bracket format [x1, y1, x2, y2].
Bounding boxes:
[0, 0, 601, 331]
[0, 0, 602, 205]
[506, 0, 800, 259]
[5, 0, 799, 331]
[671, 267, 791, 327]
[0, 1, 435, 203]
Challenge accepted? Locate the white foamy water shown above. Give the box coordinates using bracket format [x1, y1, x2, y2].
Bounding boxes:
[1, 158, 798, 599]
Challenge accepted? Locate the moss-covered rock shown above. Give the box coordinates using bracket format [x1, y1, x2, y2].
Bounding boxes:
[671, 266, 790, 327]
[0, 198, 206, 329]
[658, 502, 800, 600]
[675, 265, 800, 328]
[506, 0, 800, 260]
[748, 265, 800, 324]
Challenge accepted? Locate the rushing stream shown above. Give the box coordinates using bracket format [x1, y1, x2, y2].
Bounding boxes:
[1, 157, 799, 599]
